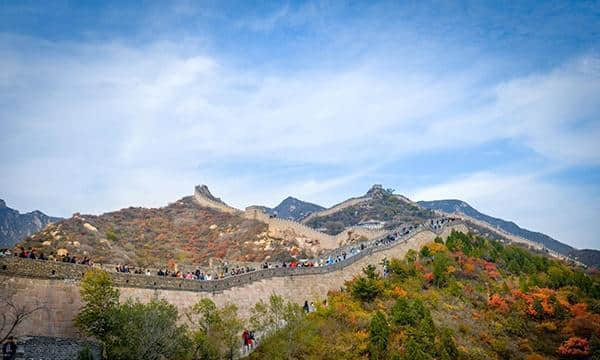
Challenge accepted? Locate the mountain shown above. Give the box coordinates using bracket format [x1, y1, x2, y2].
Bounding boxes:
[304, 185, 436, 235]
[417, 199, 600, 267]
[261, 196, 325, 222]
[17, 187, 323, 269]
[0, 199, 62, 248]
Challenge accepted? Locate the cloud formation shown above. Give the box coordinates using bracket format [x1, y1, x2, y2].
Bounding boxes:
[0, 1, 599, 248]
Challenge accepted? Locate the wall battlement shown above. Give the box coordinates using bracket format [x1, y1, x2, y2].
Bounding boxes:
[193, 185, 242, 215]
[243, 207, 386, 249]
[0, 223, 468, 339]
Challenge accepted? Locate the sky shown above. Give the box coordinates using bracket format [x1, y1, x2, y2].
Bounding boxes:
[1, 1, 599, 249]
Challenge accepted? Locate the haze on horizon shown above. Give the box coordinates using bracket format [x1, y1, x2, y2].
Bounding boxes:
[0, 1, 599, 250]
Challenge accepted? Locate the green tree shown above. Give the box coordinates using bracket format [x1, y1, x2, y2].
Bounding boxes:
[432, 253, 451, 288]
[369, 311, 389, 359]
[392, 297, 414, 326]
[437, 328, 458, 360]
[107, 299, 191, 360]
[188, 299, 244, 360]
[351, 266, 383, 302]
[74, 268, 120, 344]
[401, 337, 430, 360]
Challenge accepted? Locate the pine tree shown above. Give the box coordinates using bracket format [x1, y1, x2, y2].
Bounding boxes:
[369, 311, 390, 359]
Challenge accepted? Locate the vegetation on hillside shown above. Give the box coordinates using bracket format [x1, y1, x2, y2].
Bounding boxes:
[249, 231, 600, 359]
[305, 187, 435, 235]
[73, 231, 600, 359]
[18, 196, 303, 268]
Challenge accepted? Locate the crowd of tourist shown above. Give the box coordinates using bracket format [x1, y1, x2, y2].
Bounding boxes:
[0, 247, 93, 265]
[2, 218, 458, 284]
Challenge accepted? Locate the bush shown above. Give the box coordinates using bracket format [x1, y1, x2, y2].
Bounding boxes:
[77, 346, 95, 360]
[557, 337, 590, 358]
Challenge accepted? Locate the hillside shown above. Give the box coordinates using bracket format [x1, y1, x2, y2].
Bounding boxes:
[304, 185, 435, 235]
[0, 199, 62, 247]
[17, 196, 307, 268]
[250, 231, 600, 360]
[418, 199, 600, 267]
[259, 196, 325, 221]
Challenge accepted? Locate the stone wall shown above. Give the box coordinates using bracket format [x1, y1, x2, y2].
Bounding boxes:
[193, 186, 242, 215]
[0, 224, 468, 339]
[300, 196, 370, 224]
[14, 336, 101, 360]
[243, 207, 386, 250]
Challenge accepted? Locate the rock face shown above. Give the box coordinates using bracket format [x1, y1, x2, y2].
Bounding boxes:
[417, 199, 600, 267]
[0, 199, 61, 247]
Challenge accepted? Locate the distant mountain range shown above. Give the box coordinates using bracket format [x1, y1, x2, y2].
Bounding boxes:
[260, 196, 325, 222]
[12, 184, 599, 268]
[0, 199, 62, 248]
[417, 199, 599, 267]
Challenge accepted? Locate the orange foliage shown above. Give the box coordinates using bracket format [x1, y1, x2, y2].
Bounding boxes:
[556, 337, 589, 358]
[570, 303, 588, 317]
[392, 286, 407, 297]
[488, 293, 509, 312]
[463, 262, 475, 274]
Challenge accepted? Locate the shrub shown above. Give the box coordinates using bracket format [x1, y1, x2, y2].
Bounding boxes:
[488, 294, 509, 312]
[557, 337, 590, 358]
[77, 346, 94, 360]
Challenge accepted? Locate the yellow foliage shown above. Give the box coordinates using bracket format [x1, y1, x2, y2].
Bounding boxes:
[424, 242, 447, 254]
[392, 286, 407, 297]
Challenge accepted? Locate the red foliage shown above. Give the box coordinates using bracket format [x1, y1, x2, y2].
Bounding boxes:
[556, 337, 589, 358]
[488, 293, 509, 312]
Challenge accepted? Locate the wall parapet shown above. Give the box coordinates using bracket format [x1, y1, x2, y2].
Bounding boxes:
[0, 223, 464, 293]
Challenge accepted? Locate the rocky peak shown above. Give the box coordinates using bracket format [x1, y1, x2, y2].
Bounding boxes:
[194, 185, 225, 204]
[0, 199, 6, 208]
[366, 184, 392, 198]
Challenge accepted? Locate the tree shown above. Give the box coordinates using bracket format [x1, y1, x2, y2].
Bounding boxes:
[74, 268, 120, 344]
[402, 337, 430, 360]
[437, 328, 458, 360]
[392, 297, 414, 326]
[0, 281, 46, 344]
[369, 311, 389, 359]
[249, 294, 304, 360]
[351, 266, 383, 302]
[432, 253, 451, 288]
[188, 299, 244, 360]
[108, 299, 191, 360]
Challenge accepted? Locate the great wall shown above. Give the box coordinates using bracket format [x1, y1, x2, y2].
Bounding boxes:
[1, 185, 582, 343]
[1, 222, 468, 339]
[194, 185, 387, 251]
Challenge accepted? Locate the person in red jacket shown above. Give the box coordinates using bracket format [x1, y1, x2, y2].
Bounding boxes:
[242, 329, 250, 352]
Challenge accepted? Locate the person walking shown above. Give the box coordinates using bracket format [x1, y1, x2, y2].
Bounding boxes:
[2, 336, 17, 360]
[242, 329, 251, 352]
[303, 300, 309, 313]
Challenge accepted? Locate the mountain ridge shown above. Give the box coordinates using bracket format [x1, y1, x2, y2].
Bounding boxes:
[417, 199, 599, 267]
[0, 199, 62, 247]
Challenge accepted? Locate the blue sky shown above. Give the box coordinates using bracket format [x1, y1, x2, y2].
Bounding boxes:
[1, 1, 599, 249]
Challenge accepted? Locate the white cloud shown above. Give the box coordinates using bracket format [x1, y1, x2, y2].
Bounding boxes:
[1, 34, 599, 251]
